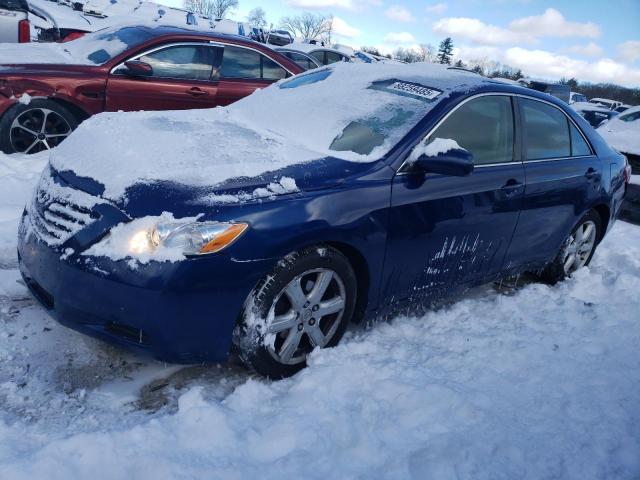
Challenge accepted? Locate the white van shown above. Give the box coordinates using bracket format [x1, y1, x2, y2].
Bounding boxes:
[0, 0, 30, 43]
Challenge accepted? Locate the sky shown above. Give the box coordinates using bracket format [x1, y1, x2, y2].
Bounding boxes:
[157, 0, 640, 87]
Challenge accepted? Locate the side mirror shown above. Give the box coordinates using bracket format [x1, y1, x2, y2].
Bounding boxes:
[123, 60, 153, 77]
[413, 148, 474, 177]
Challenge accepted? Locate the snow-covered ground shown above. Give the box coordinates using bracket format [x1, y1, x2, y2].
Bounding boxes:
[0, 151, 639, 479]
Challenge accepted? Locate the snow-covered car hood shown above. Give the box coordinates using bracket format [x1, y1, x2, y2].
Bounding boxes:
[49, 107, 347, 213]
[50, 62, 488, 213]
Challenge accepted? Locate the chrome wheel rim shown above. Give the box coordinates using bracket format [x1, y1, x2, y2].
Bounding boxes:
[9, 108, 72, 154]
[265, 268, 346, 365]
[563, 220, 597, 274]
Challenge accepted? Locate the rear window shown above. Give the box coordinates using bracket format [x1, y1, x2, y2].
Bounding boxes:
[0, 0, 28, 11]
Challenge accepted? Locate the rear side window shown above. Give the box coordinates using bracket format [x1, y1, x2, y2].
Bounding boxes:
[620, 111, 640, 122]
[262, 56, 288, 81]
[569, 123, 592, 156]
[281, 51, 317, 70]
[310, 51, 325, 65]
[221, 46, 287, 81]
[220, 46, 261, 79]
[326, 51, 346, 64]
[424, 95, 514, 165]
[138, 45, 216, 80]
[521, 98, 570, 160]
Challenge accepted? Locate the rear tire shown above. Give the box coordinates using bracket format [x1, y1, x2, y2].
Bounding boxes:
[0, 99, 78, 154]
[538, 210, 601, 284]
[236, 246, 357, 379]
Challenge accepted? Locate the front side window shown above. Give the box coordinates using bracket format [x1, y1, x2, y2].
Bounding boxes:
[521, 98, 570, 160]
[138, 45, 216, 80]
[419, 95, 514, 165]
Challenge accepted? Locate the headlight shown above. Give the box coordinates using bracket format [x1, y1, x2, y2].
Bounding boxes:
[150, 221, 248, 256]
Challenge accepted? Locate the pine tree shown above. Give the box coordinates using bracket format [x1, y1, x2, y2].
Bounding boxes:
[454, 59, 464, 68]
[437, 37, 454, 65]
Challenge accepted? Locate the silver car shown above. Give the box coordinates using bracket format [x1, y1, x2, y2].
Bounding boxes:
[0, 0, 30, 43]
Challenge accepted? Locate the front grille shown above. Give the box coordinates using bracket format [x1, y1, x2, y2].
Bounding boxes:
[32, 200, 97, 245]
[28, 168, 101, 246]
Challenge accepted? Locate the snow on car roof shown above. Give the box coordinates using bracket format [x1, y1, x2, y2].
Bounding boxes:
[281, 42, 345, 55]
[571, 101, 613, 113]
[50, 62, 489, 200]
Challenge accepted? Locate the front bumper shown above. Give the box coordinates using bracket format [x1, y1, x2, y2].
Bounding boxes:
[18, 213, 271, 363]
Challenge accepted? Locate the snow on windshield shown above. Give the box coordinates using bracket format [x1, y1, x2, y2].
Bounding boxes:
[0, 25, 155, 66]
[61, 26, 155, 64]
[50, 62, 487, 200]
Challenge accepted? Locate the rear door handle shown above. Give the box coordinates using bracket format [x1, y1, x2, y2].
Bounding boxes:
[585, 168, 600, 180]
[186, 87, 208, 97]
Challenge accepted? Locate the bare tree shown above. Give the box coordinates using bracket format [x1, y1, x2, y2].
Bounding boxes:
[418, 43, 437, 63]
[279, 12, 333, 41]
[183, 0, 238, 19]
[247, 7, 267, 28]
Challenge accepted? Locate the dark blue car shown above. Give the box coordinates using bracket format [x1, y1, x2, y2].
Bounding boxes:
[17, 63, 629, 378]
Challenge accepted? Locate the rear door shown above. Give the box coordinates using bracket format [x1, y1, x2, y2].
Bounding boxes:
[105, 43, 222, 112]
[382, 94, 525, 305]
[502, 96, 600, 272]
[215, 45, 289, 106]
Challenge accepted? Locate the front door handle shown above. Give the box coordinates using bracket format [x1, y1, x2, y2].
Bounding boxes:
[500, 179, 524, 196]
[186, 87, 208, 97]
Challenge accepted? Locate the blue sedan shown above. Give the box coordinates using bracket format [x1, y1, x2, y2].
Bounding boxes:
[17, 63, 629, 378]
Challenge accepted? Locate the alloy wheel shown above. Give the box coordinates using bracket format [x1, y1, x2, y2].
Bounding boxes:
[9, 108, 72, 154]
[562, 220, 597, 274]
[265, 268, 346, 365]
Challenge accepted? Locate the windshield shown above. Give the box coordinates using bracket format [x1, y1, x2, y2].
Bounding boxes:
[63, 26, 156, 65]
[228, 63, 483, 161]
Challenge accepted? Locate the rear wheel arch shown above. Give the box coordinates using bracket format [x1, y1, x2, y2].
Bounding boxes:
[591, 204, 610, 242]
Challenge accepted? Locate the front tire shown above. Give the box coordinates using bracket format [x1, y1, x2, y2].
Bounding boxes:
[236, 246, 357, 379]
[539, 210, 601, 284]
[0, 99, 78, 154]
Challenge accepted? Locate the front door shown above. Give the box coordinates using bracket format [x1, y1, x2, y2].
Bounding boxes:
[382, 95, 524, 307]
[105, 43, 222, 112]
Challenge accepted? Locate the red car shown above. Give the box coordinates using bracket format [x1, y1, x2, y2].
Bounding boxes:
[0, 25, 303, 154]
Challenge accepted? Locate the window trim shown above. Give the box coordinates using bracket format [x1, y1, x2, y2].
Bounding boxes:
[110, 41, 296, 79]
[396, 92, 594, 175]
[109, 41, 221, 80]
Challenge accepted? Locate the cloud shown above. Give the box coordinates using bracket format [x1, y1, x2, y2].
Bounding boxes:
[433, 17, 535, 45]
[565, 42, 604, 58]
[425, 3, 447, 15]
[433, 9, 601, 48]
[285, 0, 381, 10]
[617, 40, 640, 63]
[383, 31, 416, 44]
[455, 44, 640, 87]
[332, 17, 361, 38]
[385, 5, 415, 22]
[508, 8, 600, 39]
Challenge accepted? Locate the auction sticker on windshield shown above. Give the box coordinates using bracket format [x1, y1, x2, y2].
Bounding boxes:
[370, 79, 443, 102]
